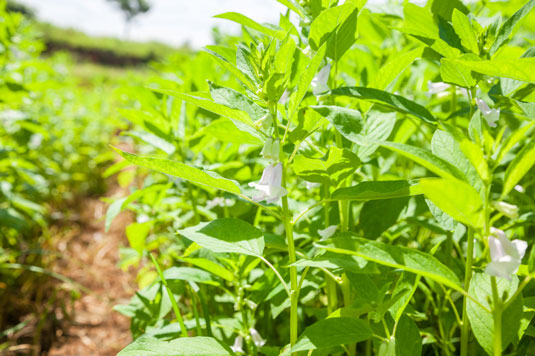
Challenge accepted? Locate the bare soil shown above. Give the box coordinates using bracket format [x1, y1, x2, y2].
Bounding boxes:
[44, 183, 136, 356]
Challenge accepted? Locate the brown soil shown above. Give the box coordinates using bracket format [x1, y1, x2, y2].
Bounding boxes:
[44, 182, 136, 356]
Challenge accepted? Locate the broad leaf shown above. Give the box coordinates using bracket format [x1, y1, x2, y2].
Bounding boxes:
[451, 9, 479, 54]
[178, 218, 264, 257]
[502, 137, 535, 197]
[380, 141, 465, 181]
[291, 317, 372, 352]
[113, 148, 241, 194]
[309, 2, 359, 62]
[489, 0, 535, 56]
[330, 87, 436, 123]
[467, 273, 523, 355]
[316, 233, 462, 291]
[419, 178, 484, 229]
[215, 12, 285, 39]
[446, 58, 535, 83]
[310, 105, 363, 143]
[331, 180, 422, 201]
[117, 336, 234, 356]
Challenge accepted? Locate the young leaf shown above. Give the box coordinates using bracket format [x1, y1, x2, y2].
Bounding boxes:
[331, 180, 423, 201]
[178, 218, 264, 257]
[451, 9, 479, 54]
[112, 148, 242, 194]
[117, 336, 234, 356]
[308, 2, 359, 62]
[291, 317, 373, 352]
[316, 233, 462, 290]
[330, 87, 436, 123]
[489, 0, 535, 56]
[467, 273, 523, 355]
[502, 137, 535, 197]
[380, 141, 465, 181]
[288, 44, 326, 120]
[292, 147, 361, 187]
[215, 12, 285, 40]
[446, 58, 535, 83]
[310, 105, 363, 143]
[419, 178, 484, 229]
[359, 197, 409, 238]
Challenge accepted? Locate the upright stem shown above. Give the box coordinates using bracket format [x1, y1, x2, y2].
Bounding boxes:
[271, 101, 299, 353]
[491, 276, 502, 356]
[460, 228, 474, 356]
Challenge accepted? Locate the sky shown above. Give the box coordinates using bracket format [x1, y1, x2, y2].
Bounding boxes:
[17, 0, 389, 48]
[17, 0, 287, 48]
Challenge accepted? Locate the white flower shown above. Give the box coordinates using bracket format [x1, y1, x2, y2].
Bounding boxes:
[476, 98, 499, 127]
[248, 163, 287, 204]
[485, 227, 527, 280]
[311, 64, 331, 96]
[261, 137, 280, 161]
[494, 201, 519, 219]
[279, 89, 291, 105]
[249, 328, 266, 347]
[230, 335, 244, 353]
[427, 81, 450, 95]
[514, 185, 525, 193]
[318, 225, 338, 241]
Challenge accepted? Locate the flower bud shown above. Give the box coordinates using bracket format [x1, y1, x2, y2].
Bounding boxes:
[493, 201, 519, 219]
[249, 328, 266, 347]
[231, 335, 244, 354]
[261, 137, 279, 160]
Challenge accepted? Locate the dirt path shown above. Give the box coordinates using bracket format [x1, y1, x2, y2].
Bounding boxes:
[46, 183, 135, 356]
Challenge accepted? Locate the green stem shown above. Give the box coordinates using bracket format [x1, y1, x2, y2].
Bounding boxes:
[491, 276, 502, 356]
[150, 253, 188, 337]
[460, 228, 474, 356]
[271, 101, 299, 353]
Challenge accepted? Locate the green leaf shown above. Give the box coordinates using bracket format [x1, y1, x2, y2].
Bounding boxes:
[380, 141, 465, 181]
[291, 252, 379, 274]
[372, 47, 424, 91]
[288, 44, 326, 119]
[467, 273, 523, 355]
[178, 218, 264, 257]
[419, 178, 484, 229]
[400, 3, 438, 39]
[291, 317, 373, 352]
[356, 111, 397, 161]
[330, 87, 436, 123]
[316, 233, 462, 291]
[199, 118, 263, 145]
[308, 2, 359, 62]
[214, 12, 285, 40]
[310, 105, 363, 143]
[440, 57, 476, 88]
[150, 89, 254, 129]
[126, 222, 151, 254]
[359, 197, 409, 239]
[204, 48, 257, 92]
[112, 148, 241, 194]
[117, 336, 234, 356]
[489, 0, 535, 56]
[502, 137, 535, 197]
[179, 257, 234, 282]
[446, 58, 535, 83]
[331, 180, 423, 201]
[209, 82, 267, 121]
[125, 131, 176, 155]
[163, 267, 219, 286]
[451, 9, 479, 54]
[292, 147, 361, 187]
[395, 315, 422, 356]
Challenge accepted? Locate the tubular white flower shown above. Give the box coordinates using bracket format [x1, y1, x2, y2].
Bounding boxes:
[311, 64, 331, 96]
[514, 185, 525, 193]
[427, 81, 450, 95]
[261, 137, 280, 161]
[248, 163, 287, 204]
[318, 225, 338, 241]
[485, 227, 527, 280]
[230, 335, 244, 354]
[476, 98, 499, 127]
[494, 201, 519, 219]
[249, 328, 266, 347]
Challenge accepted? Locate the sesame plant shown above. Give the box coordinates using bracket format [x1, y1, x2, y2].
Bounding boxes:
[111, 0, 535, 355]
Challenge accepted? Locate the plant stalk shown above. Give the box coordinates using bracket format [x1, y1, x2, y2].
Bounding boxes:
[460, 228, 474, 356]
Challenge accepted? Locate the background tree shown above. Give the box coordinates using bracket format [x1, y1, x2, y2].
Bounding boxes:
[106, 0, 151, 38]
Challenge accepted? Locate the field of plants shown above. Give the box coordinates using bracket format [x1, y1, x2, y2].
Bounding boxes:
[2, 0, 535, 355]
